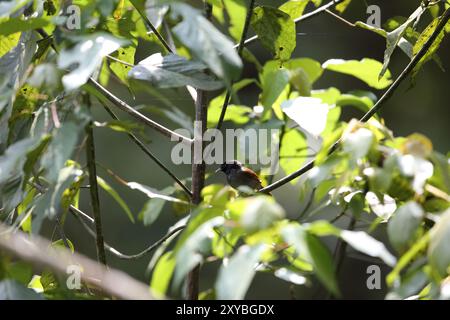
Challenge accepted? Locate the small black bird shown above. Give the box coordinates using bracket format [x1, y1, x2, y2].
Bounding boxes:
[215, 160, 271, 195]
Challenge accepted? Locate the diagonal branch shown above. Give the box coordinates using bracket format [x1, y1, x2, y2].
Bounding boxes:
[0, 222, 157, 300]
[35, 28, 193, 145]
[130, 0, 173, 53]
[216, 0, 256, 130]
[100, 101, 192, 198]
[234, 0, 345, 49]
[86, 78, 193, 145]
[260, 7, 450, 193]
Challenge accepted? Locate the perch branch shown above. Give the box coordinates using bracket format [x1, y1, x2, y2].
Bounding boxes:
[259, 7, 450, 193]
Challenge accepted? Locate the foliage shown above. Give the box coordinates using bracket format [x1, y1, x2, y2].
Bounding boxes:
[0, 0, 449, 300]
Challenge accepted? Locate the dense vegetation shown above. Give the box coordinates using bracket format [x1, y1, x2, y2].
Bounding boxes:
[0, 0, 449, 300]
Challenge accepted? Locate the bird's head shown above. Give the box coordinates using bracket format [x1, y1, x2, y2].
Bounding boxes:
[215, 160, 242, 175]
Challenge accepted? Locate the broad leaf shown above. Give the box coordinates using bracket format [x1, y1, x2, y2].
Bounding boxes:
[380, 6, 425, 78]
[428, 209, 450, 277]
[215, 244, 266, 299]
[129, 53, 223, 90]
[171, 3, 242, 85]
[58, 33, 128, 90]
[251, 5, 296, 61]
[388, 201, 424, 253]
[323, 58, 392, 90]
[282, 224, 340, 297]
[281, 97, 330, 137]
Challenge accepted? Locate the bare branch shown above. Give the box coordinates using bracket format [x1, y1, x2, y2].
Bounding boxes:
[84, 94, 107, 265]
[260, 7, 450, 193]
[86, 78, 193, 145]
[0, 222, 157, 300]
[130, 0, 173, 54]
[100, 101, 192, 198]
[69, 205, 185, 260]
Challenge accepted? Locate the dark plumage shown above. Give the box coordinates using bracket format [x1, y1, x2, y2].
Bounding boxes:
[215, 160, 271, 195]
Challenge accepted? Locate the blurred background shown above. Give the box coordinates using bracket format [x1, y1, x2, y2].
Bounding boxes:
[41, 0, 449, 299]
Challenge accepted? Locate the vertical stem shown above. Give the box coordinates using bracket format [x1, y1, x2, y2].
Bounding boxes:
[84, 94, 107, 266]
[186, 1, 212, 300]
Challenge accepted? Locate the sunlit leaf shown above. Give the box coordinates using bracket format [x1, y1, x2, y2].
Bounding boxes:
[251, 5, 296, 61]
[215, 244, 266, 299]
[129, 53, 223, 90]
[58, 33, 128, 90]
[323, 58, 392, 90]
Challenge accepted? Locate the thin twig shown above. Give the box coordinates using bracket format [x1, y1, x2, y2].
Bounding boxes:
[69, 205, 185, 260]
[86, 78, 193, 145]
[216, 0, 256, 130]
[130, 0, 173, 53]
[99, 101, 192, 198]
[34, 29, 192, 145]
[0, 222, 156, 300]
[84, 94, 107, 265]
[259, 7, 450, 194]
[235, 0, 345, 49]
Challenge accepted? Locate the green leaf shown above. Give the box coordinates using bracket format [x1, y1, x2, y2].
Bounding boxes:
[260, 62, 290, 110]
[150, 251, 175, 298]
[274, 267, 308, 285]
[428, 209, 450, 277]
[342, 127, 374, 160]
[335, 0, 352, 14]
[281, 97, 330, 136]
[380, 6, 425, 78]
[323, 58, 392, 90]
[227, 196, 285, 233]
[129, 53, 223, 90]
[171, 3, 242, 85]
[138, 186, 176, 226]
[279, 129, 308, 180]
[57, 33, 128, 90]
[215, 244, 266, 299]
[411, 17, 449, 81]
[127, 182, 187, 203]
[336, 91, 376, 113]
[279, 0, 309, 20]
[355, 21, 413, 59]
[0, 17, 50, 36]
[41, 122, 81, 182]
[251, 5, 296, 61]
[0, 280, 43, 300]
[109, 45, 135, 84]
[388, 201, 424, 253]
[173, 216, 225, 288]
[282, 224, 340, 297]
[224, 0, 247, 40]
[97, 176, 134, 223]
[0, 31, 20, 57]
[52, 239, 75, 253]
[0, 32, 37, 147]
[341, 230, 397, 267]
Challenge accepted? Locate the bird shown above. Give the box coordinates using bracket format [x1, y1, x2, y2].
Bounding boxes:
[215, 160, 272, 195]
